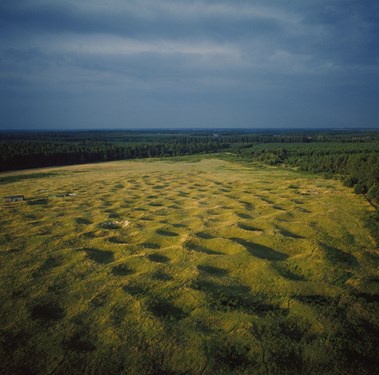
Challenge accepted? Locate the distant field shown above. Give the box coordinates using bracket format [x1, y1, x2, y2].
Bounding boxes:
[0, 157, 378, 374]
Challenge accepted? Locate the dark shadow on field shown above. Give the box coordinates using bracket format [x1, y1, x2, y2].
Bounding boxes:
[258, 196, 274, 204]
[134, 207, 147, 211]
[237, 223, 262, 232]
[108, 212, 121, 219]
[149, 202, 163, 207]
[197, 265, 228, 277]
[291, 199, 304, 204]
[184, 240, 223, 255]
[156, 229, 179, 237]
[172, 223, 187, 228]
[191, 279, 284, 315]
[75, 217, 92, 225]
[0, 172, 59, 185]
[0, 329, 30, 357]
[147, 254, 170, 263]
[252, 317, 306, 374]
[296, 207, 311, 213]
[111, 264, 133, 276]
[219, 188, 231, 193]
[64, 331, 97, 352]
[91, 292, 108, 307]
[30, 301, 65, 321]
[239, 200, 254, 210]
[237, 212, 253, 219]
[110, 304, 128, 327]
[152, 270, 173, 281]
[169, 204, 181, 210]
[82, 248, 114, 264]
[273, 263, 307, 281]
[319, 242, 358, 267]
[195, 232, 214, 240]
[276, 226, 304, 239]
[146, 297, 187, 321]
[123, 282, 148, 296]
[207, 209, 222, 216]
[142, 242, 161, 249]
[210, 338, 254, 371]
[100, 221, 121, 229]
[349, 288, 379, 303]
[231, 238, 288, 261]
[294, 294, 334, 306]
[82, 231, 95, 239]
[32, 255, 63, 278]
[28, 198, 48, 205]
[108, 236, 127, 244]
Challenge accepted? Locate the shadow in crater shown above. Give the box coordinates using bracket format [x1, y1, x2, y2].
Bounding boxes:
[273, 263, 307, 281]
[75, 217, 92, 225]
[231, 238, 288, 261]
[156, 229, 179, 237]
[149, 202, 163, 207]
[191, 279, 283, 315]
[259, 196, 274, 204]
[30, 301, 65, 321]
[81, 231, 96, 239]
[111, 264, 133, 276]
[320, 242, 358, 267]
[240, 201, 254, 210]
[91, 292, 108, 307]
[184, 241, 222, 255]
[28, 198, 48, 206]
[152, 270, 173, 281]
[33, 256, 62, 277]
[237, 223, 262, 232]
[147, 254, 170, 263]
[197, 265, 228, 277]
[82, 248, 114, 264]
[237, 212, 252, 220]
[146, 297, 187, 321]
[123, 283, 148, 296]
[108, 236, 127, 244]
[212, 339, 253, 371]
[352, 291, 379, 303]
[276, 227, 304, 239]
[142, 242, 161, 249]
[195, 232, 215, 240]
[294, 294, 334, 306]
[64, 331, 96, 352]
[172, 223, 187, 228]
[296, 207, 311, 213]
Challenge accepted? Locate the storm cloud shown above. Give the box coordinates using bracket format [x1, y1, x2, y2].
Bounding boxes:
[0, 0, 378, 129]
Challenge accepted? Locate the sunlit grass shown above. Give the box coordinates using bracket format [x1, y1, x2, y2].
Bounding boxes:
[0, 157, 378, 374]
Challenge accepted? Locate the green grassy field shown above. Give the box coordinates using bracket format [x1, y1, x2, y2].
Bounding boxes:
[0, 157, 378, 374]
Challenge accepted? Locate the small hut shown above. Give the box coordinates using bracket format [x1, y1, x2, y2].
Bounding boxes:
[3, 195, 24, 203]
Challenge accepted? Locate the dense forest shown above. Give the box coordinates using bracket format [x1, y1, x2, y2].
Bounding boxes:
[1, 129, 379, 206]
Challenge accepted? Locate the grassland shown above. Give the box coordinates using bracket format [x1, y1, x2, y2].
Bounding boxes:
[0, 157, 378, 374]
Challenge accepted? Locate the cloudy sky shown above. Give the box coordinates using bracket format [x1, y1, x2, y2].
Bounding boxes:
[1, 0, 378, 129]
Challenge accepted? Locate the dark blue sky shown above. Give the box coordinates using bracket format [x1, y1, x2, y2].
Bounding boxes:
[1, 0, 378, 129]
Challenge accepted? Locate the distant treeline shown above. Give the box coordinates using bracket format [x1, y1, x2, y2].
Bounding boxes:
[235, 142, 379, 205]
[1, 130, 378, 203]
[0, 140, 229, 171]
